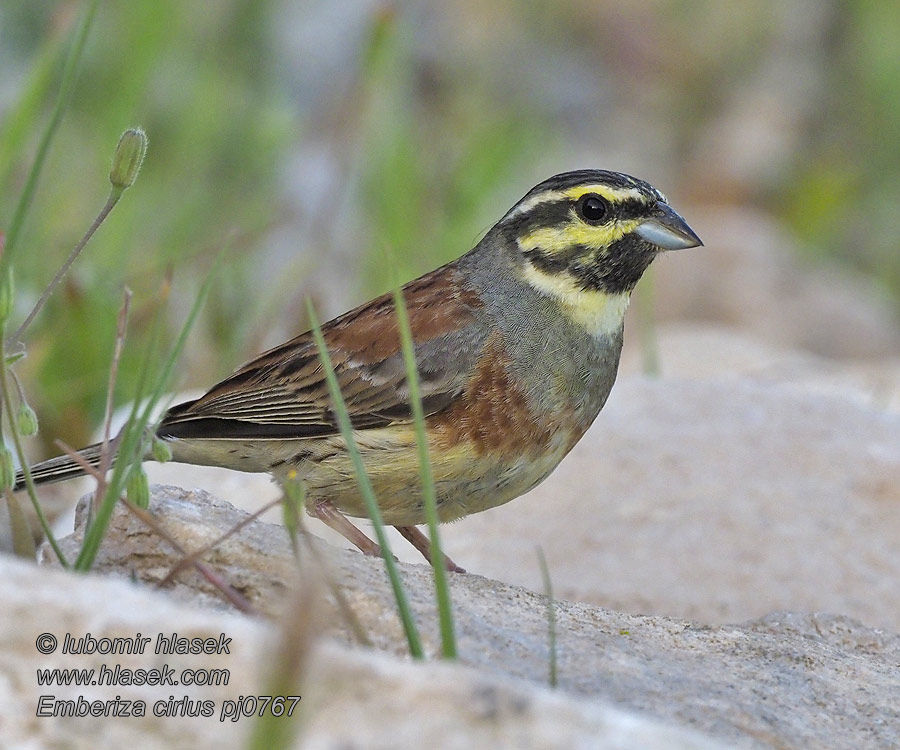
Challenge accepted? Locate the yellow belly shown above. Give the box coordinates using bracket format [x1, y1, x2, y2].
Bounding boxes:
[168, 422, 576, 526]
[278, 426, 573, 525]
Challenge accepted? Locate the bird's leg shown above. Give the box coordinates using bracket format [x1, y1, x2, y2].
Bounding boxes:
[310, 500, 393, 560]
[394, 525, 466, 574]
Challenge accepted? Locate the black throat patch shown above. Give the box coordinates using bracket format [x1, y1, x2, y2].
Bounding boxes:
[568, 234, 656, 294]
[524, 233, 656, 295]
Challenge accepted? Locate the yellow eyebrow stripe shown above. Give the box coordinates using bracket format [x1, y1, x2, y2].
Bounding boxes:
[559, 184, 646, 204]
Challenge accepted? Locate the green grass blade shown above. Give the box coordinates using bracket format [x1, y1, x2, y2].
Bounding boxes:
[73, 317, 158, 570]
[635, 268, 660, 377]
[393, 287, 457, 659]
[281, 474, 304, 558]
[75, 256, 221, 571]
[536, 546, 558, 688]
[137, 259, 221, 428]
[0, 0, 100, 275]
[0, 319, 68, 565]
[0, 34, 58, 192]
[3, 490, 36, 559]
[280, 473, 373, 648]
[306, 299, 423, 659]
[0, 0, 101, 569]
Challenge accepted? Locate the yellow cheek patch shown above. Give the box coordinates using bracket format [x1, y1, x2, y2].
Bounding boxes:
[521, 262, 631, 337]
[518, 215, 643, 253]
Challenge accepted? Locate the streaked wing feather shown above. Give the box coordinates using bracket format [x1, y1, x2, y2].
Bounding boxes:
[159, 264, 485, 440]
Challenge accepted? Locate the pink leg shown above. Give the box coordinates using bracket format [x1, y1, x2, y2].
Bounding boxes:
[395, 525, 466, 573]
[311, 500, 387, 559]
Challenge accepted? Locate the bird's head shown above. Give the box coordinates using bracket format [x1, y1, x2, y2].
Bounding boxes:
[497, 169, 702, 335]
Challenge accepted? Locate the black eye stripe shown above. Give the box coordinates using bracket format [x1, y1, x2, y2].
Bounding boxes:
[503, 193, 652, 241]
[501, 199, 572, 237]
[615, 198, 651, 220]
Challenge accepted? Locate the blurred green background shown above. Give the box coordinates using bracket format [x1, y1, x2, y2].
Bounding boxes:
[1, 0, 899, 456]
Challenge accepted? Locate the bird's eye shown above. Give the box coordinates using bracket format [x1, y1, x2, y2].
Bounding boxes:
[577, 194, 608, 223]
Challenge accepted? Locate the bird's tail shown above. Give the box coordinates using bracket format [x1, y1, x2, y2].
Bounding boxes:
[14, 442, 105, 491]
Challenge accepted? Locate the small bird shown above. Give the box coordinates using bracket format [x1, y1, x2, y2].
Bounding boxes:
[18, 170, 700, 571]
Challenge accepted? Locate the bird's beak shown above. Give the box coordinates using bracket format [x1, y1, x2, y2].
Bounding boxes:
[635, 203, 703, 251]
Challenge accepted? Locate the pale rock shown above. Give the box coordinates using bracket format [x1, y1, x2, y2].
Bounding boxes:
[2, 554, 720, 750]
[35, 486, 900, 749]
[649, 207, 900, 358]
[441, 376, 900, 630]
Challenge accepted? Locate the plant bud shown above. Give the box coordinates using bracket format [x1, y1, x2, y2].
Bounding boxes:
[126, 466, 150, 509]
[16, 403, 38, 436]
[109, 128, 148, 191]
[150, 435, 172, 463]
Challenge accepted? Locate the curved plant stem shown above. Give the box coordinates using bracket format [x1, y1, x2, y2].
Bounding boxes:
[8, 192, 120, 347]
[0, 324, 67, 565]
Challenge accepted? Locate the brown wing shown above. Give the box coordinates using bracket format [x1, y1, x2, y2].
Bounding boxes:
[158, 263, 486, 440]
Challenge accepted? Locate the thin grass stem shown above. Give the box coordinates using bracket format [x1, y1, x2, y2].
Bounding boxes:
[8, 194, 121, 347]
[74, 252, 221, 571]
[536, 546, 558, 688]
[122, 498, 255, 614]
[306, 299, 423, 659]
[393, 287, 457, 659]
[0, 0, 100, 275]
[86, 288, 133, 509]
[4, 489, 36, 559]
[0, 320, 67, 565]
[635, 268, 660, 377]
[0, 0, 100, 568]
[157, 496, 282, 588]
[281, 475, 372, 648]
